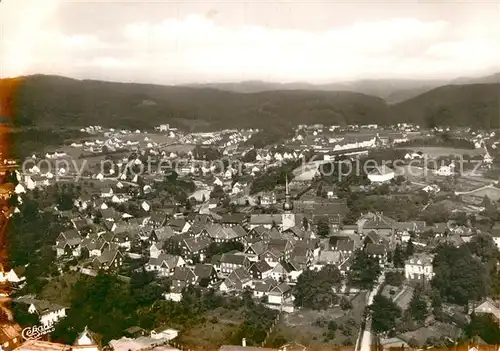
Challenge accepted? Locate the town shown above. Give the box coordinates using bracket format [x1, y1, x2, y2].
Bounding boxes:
[1, 121, 500, 351]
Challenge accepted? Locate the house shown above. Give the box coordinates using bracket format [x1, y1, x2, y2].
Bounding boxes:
[361, 213, 398, 238]
[434, 164, 455, 176]
[474, 298, 500, 323]
[367, 165, 395, 183]
[147, 211, 168, 228]
[220, 253, 251, 274]
[72, 326, 101, 351]
[365, 243, 387, 266]
[268, 283, 292, 305]
[171, 267, 198, 291]
[194, 263, 218, 287]
[249, 214, 283, 229]
[92, 249, 124, 271]
[168, 219, 191, 233]
[0, 323, 22, 351]
[405, 253, 435, 282]
[331, 237, 355, 255]
[491, 222, 500, 248]
[5, 267, 26, 284]
[14, 298, 67, 327]
[260, 192, 277, 206]
[149, 242, 163, 259]
[220, 267, 253, 292]
[55, 239, 82, 258]
[101, 187, 113, 198]
[220, 214, 248, 227]
[248, 261, 273, 280]
[146, 254, 186, 277]
[181, 237, 212, 262]
[201, 224, 248, 243]
[269, 262, 292, 282]
[260, 239, 295, 267]
[253, 279, 276, 299]
[150, 226, 176, 243]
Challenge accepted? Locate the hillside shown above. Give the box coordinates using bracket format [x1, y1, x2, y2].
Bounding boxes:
[391, 83, 500, 129]
[3, 74, 391, 131]
[2, 75, 500, 132]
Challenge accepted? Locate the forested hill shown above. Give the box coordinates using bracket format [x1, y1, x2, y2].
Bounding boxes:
[3, 74, 390, 131]
[391, 83, 500, 129]
[1, 74, 500, 131]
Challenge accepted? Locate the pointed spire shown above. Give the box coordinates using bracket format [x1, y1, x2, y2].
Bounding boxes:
[285, 174, 289, 195]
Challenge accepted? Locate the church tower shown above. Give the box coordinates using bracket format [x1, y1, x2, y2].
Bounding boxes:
[282, 175, 295, 231]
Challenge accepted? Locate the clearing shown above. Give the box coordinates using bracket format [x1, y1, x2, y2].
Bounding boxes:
[274, 292, 367, 348]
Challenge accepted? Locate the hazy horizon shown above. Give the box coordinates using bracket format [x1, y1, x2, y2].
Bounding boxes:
[2, 0, 500, 85]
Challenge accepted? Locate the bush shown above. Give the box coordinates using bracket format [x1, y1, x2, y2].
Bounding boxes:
[385, 272, 405, 287]
[340, 297, 353, 310]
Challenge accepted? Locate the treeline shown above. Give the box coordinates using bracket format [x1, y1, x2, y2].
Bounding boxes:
[9, 128, 87, 159]
[250, 159, 302, 195]
[245, 127, 295, 149]
[398, 135, 475, 149]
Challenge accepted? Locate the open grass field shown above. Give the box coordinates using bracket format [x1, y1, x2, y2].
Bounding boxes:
[274, 292, 367, 348]
[39, 272, 80, 305]
[177, 307, 244, 348]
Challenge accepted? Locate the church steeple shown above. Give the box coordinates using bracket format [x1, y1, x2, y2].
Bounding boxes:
[283, 175, 293, 212]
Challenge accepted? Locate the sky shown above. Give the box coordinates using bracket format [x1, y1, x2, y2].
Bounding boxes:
[1, 0, 500, 84]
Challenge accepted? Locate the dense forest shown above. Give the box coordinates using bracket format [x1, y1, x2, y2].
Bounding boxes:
[2, 75, 499, 132]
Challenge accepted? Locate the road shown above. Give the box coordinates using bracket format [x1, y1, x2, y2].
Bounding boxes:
[359, 273, 385, 351]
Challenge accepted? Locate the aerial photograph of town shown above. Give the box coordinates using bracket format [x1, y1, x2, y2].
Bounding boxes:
[0, 0, 500, 350]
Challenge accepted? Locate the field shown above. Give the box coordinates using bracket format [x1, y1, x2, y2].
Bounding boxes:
[273, 292, 367, 348]
[162, 143, 196, 154]
[396, 146, 483, 158]
[176, 307, 244, 348]
[39, 272, 80, 305]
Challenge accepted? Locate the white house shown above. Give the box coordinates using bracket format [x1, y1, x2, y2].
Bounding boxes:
[5, 267, 26, 284]
[73, 327, 100, 351]
[434, 163, 455, 176]
[404, 253, 434, 281]
[23, 299, 67, 327]
[367, 165, 395, 183]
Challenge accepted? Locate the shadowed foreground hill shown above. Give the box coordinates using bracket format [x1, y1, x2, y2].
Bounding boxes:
[391, 83, 500, 129]
[5, 74, 391, 131]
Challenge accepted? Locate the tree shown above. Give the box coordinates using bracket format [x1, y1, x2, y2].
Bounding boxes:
[316, 218, 330, 237]
[432, 244, 489, 305]
[340, 296, 352, 310]
[294, 265, 341, 310]
[348, 250, 381, 290]
[466, 233, 499, 264]
[241, 149, 257, 163]
[210, 185, 225, 199]
[408, 285, 427, 322]
[369, 294, 402, 334]
[393, 244, 405, 268]
[302, 217, 309, 231]
[405, 239, 414, 258]
[466, 313, 500, 344]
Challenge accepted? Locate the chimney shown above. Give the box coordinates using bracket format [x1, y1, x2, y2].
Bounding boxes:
[242, 338, 247, 347]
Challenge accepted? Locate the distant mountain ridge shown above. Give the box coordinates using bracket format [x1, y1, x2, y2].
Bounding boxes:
[184, 79, 447, 104]
[1, 74, 499, 131]
[185, 72, 500, 104]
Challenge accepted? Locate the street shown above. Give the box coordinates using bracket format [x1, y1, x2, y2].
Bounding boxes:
[359, 273, 385, 351]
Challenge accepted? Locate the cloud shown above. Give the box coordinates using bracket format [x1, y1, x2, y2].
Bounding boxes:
[2, 7, 500, 83]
